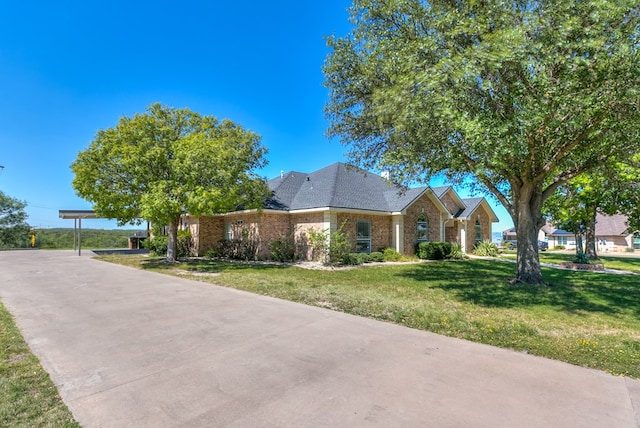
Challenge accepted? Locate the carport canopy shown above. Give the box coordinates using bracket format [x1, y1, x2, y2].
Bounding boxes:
[58, 210, 100, 256]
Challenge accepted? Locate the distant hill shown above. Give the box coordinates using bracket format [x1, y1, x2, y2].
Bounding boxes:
[33, 228, 144, 250]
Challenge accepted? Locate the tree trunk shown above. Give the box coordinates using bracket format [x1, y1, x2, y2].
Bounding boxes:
[513, 184, 545, 285]
[584, 205, 598, 260]
[166, 219, 179, 262]
[574, 228, 584, 255]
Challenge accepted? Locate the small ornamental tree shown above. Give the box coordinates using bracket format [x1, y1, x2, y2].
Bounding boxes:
[72, 103, 269, 262]
[0, 191, 30, 248]
[324, 0, 640, 284]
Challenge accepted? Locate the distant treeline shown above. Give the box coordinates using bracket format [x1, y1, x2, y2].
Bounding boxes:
[32, 228, 143, 250]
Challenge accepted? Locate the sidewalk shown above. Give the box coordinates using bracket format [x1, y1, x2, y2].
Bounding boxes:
[0, 250, 638, 427]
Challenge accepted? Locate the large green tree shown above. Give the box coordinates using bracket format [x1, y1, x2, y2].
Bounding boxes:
[72, 103, 269, 262]
[324, 0, 640, 284]
[0, 191, 30, 248]
[544, 163, 640, 260]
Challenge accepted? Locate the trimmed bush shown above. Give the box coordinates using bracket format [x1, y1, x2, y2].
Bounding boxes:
[416, 242, 452, 260]
[369, 251, 384, 262]
[341, 253, 362, 265]
[355, 252, 370, 264]
[382, 247, 402, 261]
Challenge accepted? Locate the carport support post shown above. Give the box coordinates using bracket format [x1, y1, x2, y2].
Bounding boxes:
[78, 218, 82, 256]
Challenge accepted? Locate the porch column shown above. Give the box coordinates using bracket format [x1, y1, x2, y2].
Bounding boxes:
[324, 210, 337, 247]
[392, 214, 404, 253]
[460, 221, 467, 253]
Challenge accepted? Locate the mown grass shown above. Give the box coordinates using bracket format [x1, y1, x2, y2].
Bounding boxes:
[0, 301, 79, 427]
[501, 250, 640, 274]
[99, 254, 640, 378]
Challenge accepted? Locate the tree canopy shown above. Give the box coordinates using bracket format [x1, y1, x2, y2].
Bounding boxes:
[72, 103, 269, 261]
[0, 191, 31, 248]
[544, 162, 640, 259]
[324, 0, 640, 284]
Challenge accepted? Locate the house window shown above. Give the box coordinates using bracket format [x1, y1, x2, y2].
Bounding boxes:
[356, 220, 371, 253]
[633, 233, 640, 250]
[225, 222, 232, 241]
[474, 219, 482, 244]
[557, 236, 567, 246]
[417, 216, 428, 242]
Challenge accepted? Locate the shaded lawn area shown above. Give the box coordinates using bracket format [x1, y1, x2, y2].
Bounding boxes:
[502, 251, 640, 274]
[0, 301, 80, 427]
[99, 255, 640, 379]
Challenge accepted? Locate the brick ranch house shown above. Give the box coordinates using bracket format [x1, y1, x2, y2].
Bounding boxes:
[181, 162, 498, 259]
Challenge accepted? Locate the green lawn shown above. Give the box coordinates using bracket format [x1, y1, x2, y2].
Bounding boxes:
[98, 254, 640, 379]
[501, 250, 640, 274]
[0, 301, 79, 427]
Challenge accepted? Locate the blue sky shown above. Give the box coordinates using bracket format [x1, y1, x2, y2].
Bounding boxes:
[0, 0, 513, 232]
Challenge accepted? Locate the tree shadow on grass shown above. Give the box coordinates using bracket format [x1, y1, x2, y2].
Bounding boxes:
[398, 260, 638, 316]
[140, 258, 292, 274]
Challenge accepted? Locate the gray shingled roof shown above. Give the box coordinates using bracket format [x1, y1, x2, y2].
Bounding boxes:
[595, 213, 629, 236]
[266, 162, 429, 212]
[456, 197, 484, 218]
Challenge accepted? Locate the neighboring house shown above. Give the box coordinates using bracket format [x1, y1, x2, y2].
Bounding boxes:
[593, 213, 640, 251]
[183, 162, 498, 259]
[502, 213, 639, 251]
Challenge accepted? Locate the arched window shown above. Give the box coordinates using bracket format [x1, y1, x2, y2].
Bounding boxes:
[417, 214, 428, 242]
[474, 219, 483, 244]
[634, 232, 640, 250]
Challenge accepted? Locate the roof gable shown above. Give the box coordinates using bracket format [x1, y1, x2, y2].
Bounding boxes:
[457, 198, 500, 222]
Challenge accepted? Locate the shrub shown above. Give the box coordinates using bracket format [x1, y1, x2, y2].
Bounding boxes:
[416, 242, 452, 260]
[177, 229, 193, 258]
[472, 240, 499, 257]
[342, 253, 363, 265]
[448, 242, 465, 260]
[269, 228, 296, 262]
[308, 221, 352, 265]
[573, 251, 590, 264]
[382, 247, 402, 261]
[207, 234, 260, 261]
[355, 252, 370, 264]
[145, 235, 168, 256]
[625, 247, 636, 253]
[554, 245, 566, 250]
[369, 251, 384, 262]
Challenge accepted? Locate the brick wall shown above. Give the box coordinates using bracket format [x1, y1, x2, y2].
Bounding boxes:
[465, 205, 493, 251]
[197, 216, 226, 256]
[403, 193, 443, 254]
[336, 213, 392, 253]
[290, 212, 325, 260]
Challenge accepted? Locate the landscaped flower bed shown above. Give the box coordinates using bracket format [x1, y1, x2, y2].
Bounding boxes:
[559, 262, 605, 271]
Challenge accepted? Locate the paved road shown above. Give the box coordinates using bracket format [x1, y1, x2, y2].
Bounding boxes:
[0, 250, 638, 427]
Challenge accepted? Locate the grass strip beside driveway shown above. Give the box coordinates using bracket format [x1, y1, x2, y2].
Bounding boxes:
[0, 301, 79, 427]
[99, 255, 640, 379]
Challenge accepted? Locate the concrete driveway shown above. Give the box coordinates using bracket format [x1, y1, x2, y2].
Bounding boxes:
[0, 250, 638, 427]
